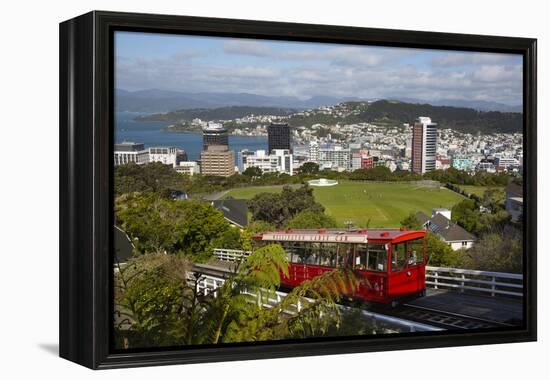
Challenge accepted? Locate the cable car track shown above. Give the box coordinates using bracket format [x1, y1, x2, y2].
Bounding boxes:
[389, 303, 515, 330]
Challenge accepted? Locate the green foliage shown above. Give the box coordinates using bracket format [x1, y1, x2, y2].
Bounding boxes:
[426, 167, 512, 186]
[115, 244, 362, 348]
[424, 233, 462, 267]
[248, 184, 325, 227]
[114, 162, 186, 197]
[451, 199, 481, 233]
[460, 226, 522, 273]
[299, 162, 319, 174]
[115, 193, 235, 261]
[114, 253, 191, 348]
[243, 166, 263, 178]
[400, 212, 422, 230]
[285, 210, 338, 229]
[452, 197, 511, 235]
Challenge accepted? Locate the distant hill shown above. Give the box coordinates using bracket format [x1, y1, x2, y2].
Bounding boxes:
[392, 97, 522, 113]
[116, 88, 521, 113]
[136, 100, 522, 134]
[349, 100, 522, 134]
[135, 106, 296, 123]
[116, 89, 352, 112]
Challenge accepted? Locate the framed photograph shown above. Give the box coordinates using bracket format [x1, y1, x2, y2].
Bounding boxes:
[59, 11, 537, 369]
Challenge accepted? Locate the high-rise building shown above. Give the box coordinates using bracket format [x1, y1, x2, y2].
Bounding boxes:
[200, 145, 235, 177]
[411, 117, 437, 174]
[114, 142, 149, 166]
[308, 141, 319, 163]
[268, 122, 291, 153]
[203, 122, 229, 150]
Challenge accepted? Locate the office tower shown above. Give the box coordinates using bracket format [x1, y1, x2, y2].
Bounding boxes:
[200, 145, 235, 177]
[203, 122, 229, 150]
[411, 116, 437, 174]
[268, 122, 291, 153]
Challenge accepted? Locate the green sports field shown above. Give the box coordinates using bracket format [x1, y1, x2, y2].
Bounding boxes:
[221, 181, 466, 228]
[459, 185, 505, 198]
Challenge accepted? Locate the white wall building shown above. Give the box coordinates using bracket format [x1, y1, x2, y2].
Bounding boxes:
[411, 116, 437, 174]
[175, 161, 201, 176]
[318, 145, 351, 171]
[238, 149, 293, 175]
[114, 142, 149, 166]
[149, 147, 183, 168]
[308, 141, 319, 163]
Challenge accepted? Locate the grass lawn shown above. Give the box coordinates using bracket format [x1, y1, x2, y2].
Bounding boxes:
[459, 185, 505, 198]
[222, 181, 465, 228]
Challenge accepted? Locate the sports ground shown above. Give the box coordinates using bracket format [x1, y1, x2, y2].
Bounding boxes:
[221, 181, 466, 227]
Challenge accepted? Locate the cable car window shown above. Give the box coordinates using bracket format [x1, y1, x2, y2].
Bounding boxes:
[318, 243, 336, 267]
[391, 243, 407, 271]
[408, 239, 424, 265]
[280, 242, 296, 263]
[368, 244, 388, 272]
[336, 244, 352, 268]
[356, 244, 387, 272]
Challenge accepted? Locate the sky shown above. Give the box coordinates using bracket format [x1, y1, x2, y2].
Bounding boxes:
[115, 31, 523, 106]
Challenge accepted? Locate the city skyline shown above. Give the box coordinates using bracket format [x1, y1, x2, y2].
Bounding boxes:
[115, 31, 523, 107]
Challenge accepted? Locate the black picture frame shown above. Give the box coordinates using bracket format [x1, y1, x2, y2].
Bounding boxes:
[59, 10, 537, 369]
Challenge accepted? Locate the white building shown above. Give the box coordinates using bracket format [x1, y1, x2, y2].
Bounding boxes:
[114, 142, 149, 166]
[238, 149, 293, 175]
[149, 147, 186, 168]
[411, 117, 437, 174]
[308, 141, 319, 163]
[175, 161, 200, 176]
[494, 155, 520, 169]
[416, 208, 476, 251]
[318, 145, 351, 171]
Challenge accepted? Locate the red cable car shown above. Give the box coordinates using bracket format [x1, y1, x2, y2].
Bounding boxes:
[253, 229, 427, 304]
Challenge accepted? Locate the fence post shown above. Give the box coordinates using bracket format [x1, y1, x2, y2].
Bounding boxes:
[491, 276, 496, 297]
[434, 271, 439, 290]
[460, 274, 465, 293]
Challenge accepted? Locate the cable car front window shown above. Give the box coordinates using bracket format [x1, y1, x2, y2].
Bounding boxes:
[355, 244, 387, 272]
[391, 243, 407, 271]
[407, 239, 424, 265]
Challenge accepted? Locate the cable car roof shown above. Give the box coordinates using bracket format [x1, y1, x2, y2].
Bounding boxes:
[257, 229, 426, 243]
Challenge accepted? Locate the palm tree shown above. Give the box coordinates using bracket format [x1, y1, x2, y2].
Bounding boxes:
[114, 244, 360, 349]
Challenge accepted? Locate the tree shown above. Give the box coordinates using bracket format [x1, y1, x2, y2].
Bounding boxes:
[115, 193, 233, 261]
[115, 162, 186, 197]
[114, 244, 361, 348]
[243, 166, 263, 178]
[459, 225, 522, 273]
[299, 162, 319, 175]
[452, 199, 481, 233]
[400, 212, 422, 230]
[285, 210, 338, 229]
[248, 184, 325, 227]
[424, 233, 462, 267]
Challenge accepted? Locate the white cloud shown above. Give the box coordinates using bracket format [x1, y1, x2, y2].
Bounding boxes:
[223, 40, 272, 57]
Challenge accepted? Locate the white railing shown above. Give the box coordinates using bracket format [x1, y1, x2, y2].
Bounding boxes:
[426, 266, 523, 298]
[213, 248, 251, 262]
[190, 273, 441, 332]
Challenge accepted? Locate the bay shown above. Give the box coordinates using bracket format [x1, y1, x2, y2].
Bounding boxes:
[115, 111, 267, 162]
